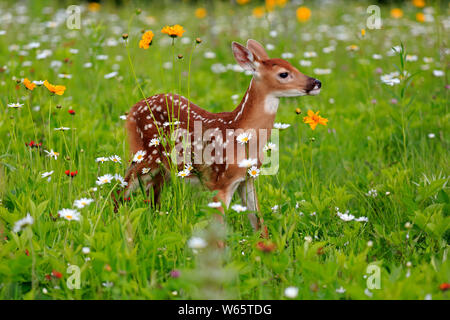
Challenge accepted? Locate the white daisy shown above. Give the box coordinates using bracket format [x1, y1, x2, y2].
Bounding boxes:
[207, 202, 222, 208]
[177, 169, 190, 178]
[74, 198, 94, 209]
[54, 127, 70, 131]
[236, 132, 252, 145]
[337, 210, 355, 221]
[336, 286, 346, 294]
[304, 51, 317, 58]
[231, 204, 247, 213]
[7, 102, 24, 108]
[185, 163, 193, 172]
[114, 174, 128, 187]
[44, 149, 59, 160]
[238, 158, 257, 168]
[41, 171, 54, 181]
[58, 208, 81, 221]
[12, 213, 34, 233]
[96, 157, 109, 163]
[149, 138, 160, 147]
[313, 68, 332, 75]
[372, 54, 383, 60]
[188, 237, 207, 249]
[248, 166, 260, 178]
[263, 142, 277, 152]
[284, 286, 299, 299]
[366, 189, 378, 197]
[96, 174, 114, 185]
[142, 167, 151, 174]
[273, 123, 291, 129]
[109, 155, 122, 164]
[133, 150, 146, 163]
[58, 73, 72, 79]
[432, 70, 444, 77]
[405, 54, 418, 62]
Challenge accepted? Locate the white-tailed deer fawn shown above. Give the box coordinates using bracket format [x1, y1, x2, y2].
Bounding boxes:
[118, 39, 321, 238]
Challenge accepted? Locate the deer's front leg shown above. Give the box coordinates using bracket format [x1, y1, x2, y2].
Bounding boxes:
[238, 179, 269, 238]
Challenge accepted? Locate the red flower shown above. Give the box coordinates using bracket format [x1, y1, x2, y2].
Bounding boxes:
[26, 140, 42, 148]
[45, 274, 52, 281]
[25, 249, 30, 256]
[123, 197, 131, 201]
[68, 109, 75, 115]
[51, 270, 63, 279]
[65, 170, 78, 177]
[256, 241, 276, 253]
[439, 283, 450, 291]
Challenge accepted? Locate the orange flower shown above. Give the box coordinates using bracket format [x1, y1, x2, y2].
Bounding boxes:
[265, 0, 276, 12]
[390, 8, 403, 19]
[296, 6, 311, 22]
[161, 24, 185, 38]
[303, 110, 328, 130]
[412, 0, 425, 8]
[237, 0, 250, 4]
[416, 12, 425, 22]
[43, 80, 66, 96]
[87, 2, 101, 12]
[275, 0, 287, 8]
[195, 8, 207, 19]
[23, 78, 36, 91]
[139, 30, 154, 49]
[252, 6, 265, 18]
[439, 283, 450, 291]
[361, 28, 366, 36]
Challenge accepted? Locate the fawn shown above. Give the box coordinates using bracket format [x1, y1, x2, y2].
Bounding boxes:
[119, 39, 321, 237]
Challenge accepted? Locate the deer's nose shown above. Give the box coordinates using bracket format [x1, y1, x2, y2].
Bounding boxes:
[313, 79, 321, 89]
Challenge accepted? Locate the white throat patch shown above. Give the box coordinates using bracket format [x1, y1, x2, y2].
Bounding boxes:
[264, 95, 280, 114]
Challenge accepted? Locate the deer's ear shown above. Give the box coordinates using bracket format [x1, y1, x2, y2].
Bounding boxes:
[246, 39, 269, 61]
[232, 41, 256, 72]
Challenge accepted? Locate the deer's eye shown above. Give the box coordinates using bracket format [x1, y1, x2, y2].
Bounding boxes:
[278, 72, 289, 79]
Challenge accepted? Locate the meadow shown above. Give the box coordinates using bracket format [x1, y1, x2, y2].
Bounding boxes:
[0, 0, 449, 300]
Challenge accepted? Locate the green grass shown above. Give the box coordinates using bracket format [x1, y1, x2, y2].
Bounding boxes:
[0, 0, 449, 300]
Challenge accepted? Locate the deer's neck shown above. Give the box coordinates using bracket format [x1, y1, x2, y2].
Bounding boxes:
[232, 79, 279, 130]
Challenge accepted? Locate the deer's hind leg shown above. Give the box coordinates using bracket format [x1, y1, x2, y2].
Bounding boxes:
[238, 179, 269, 238]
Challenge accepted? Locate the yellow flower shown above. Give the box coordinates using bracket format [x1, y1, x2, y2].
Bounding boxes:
[361, 28, 366, 36]
[87, 2, 101, 12]
[237, 0, 251, 4]
[265, 0, 276, 12]
[416, 12, 425, 22]
[296, 7, 311, 22]
[139, 30, 154, 49]
[412, 0, 425, 8]
[252, 6, 265, 18]
[161, 24, 185, 38]
[303, 110, 328, 130]
[275, 0, 288, 8]
[43, 80, 66, 96]
[195, 8, 207, 19]
[23, 78, 36, 91]
[390, 8, 403, 19]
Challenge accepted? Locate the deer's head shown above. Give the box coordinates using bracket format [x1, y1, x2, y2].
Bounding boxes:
[232, 39, 321, 97]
